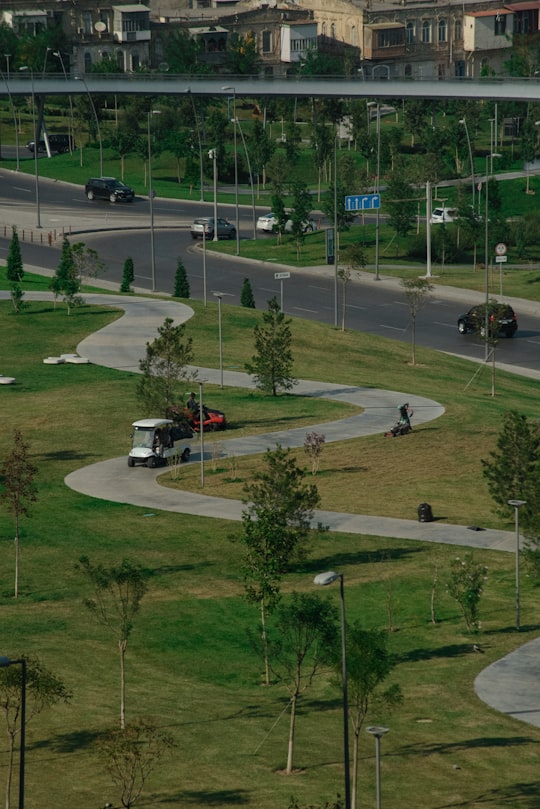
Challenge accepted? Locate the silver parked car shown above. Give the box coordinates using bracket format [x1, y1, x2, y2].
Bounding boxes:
[190, 217, 237, 240]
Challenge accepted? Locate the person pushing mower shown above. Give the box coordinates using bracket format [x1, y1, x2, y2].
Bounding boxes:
[385, 403, 414, 437]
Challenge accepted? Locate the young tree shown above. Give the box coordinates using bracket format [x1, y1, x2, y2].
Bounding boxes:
[339, 625, 402, 809]
[447, 553, 488, 633]
[96, 717, 175, 809]
[120, 257, 135, 293]
[9, 284, 25, 314]
[270, 192, 288, 244]
[0, 656, 71, 809]
[49, 237, 83, 314]
[77, 557, 150, 729]
[303, 432, 326, 475]
[173, 258, 190, 298]
[6, 227, 23, 282]
[288, 181, 313, 259]
[0, 429, 38, 598]
[245, 297, 297, 396]
[137, 317, 195, 416]
[239, 444, 322, 686]
[482, 410, 540, 523]
[400, 278, 433, 365]
[71, 241, 106, 285]
[250, 118, 274, 194]
[385, 174, 417, 250]
[240, 277, 256, 308]
[266, 593, 338, 774]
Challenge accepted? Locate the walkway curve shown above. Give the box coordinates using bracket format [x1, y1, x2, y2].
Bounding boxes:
[3, 291, 537, 727]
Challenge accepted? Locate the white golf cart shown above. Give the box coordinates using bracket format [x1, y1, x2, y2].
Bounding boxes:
[128, 418, 191, 468]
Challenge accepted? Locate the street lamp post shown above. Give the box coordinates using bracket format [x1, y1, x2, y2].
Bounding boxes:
[366, 726, 389, 809]
[209, 148, 219, 241]
[74, 75, 103, 176]
[508, 499, 526, 630]
[222, 87, 240, 256]
[147, 109, 161, 293]
[198, 379, 206, 487]
[53, 51, 74, 154]
[459, 118, 475, 211]
[313, 571, 350, 809]
[213, 292, 224, 388]
[19, 67, 40, 228]
[0, 656, 26, 809]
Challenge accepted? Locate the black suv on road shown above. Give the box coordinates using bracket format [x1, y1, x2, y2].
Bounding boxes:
[457, 303, 518, 338]
[85, 177, 135, 203]
[26, 134, 74, 154]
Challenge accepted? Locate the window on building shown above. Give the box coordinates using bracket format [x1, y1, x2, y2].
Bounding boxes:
[322, 22, 327, 36]
[122, 11, 149, 33]
[84, 51, 92, 71]
[351, 26, 357, 46]
[455, 59, 465, 77]
[131, 52, 139, 70]
[406, 21, 415, 43]
[330, 23, 335, 38]
[404, 63, 412, 77]
[438, 62, 446, 79]
[83, 11, 92, 34]
[454, 19, 462, 40]
[377, 28, 405, 48]
[438, 18, 447, 42]
[422, 19, 432, 43]
[494, 13, 507, 35]
[262, 30, 271, 52]
[264, 65, 273, 77]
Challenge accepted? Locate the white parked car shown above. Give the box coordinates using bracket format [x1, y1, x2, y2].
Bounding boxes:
[256, 212, 315, 234]
[430, 207, 458, 224]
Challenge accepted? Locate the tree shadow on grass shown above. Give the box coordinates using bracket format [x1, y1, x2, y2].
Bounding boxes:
[441, 779, 540, 809]
[159, 789, 251, 806]
[33, 728, 101, 753]
[403, 734, 537, 758]
[396, 643, 475, 664]
[35, 450, 95, 461]
[300, 545, 425, 574]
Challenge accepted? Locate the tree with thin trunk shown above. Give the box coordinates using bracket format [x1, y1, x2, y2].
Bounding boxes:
[71, 241, 106, 285]
[0, 429, 38, 598]
[240, 277, 256, 308]
[49, 237, 83, 314]
[245, 297, 297, 396]
[266, 593, 338, 774]
[96, 717, 175, 809]
[400, 278, 433, 365]
[337, 625, 402, 809]
[0, 656, 71, 809]
[77, 557, 150, 729]
[137, 317, 195, 416]
[239, 444, 321, 686]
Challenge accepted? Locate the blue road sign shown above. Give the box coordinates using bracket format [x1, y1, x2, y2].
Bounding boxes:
[345, 194, 381, 211]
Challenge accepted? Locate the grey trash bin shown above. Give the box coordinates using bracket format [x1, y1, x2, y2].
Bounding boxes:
[418, 503, 434, 523]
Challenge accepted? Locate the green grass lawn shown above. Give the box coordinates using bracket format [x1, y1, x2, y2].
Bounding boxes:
[0, 290, 539, 809]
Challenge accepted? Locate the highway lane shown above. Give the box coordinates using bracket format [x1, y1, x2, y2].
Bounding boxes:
[1, 169, 540, 375]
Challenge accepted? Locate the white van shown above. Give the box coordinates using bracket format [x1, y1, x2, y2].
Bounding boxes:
[430, 207, 458, 224]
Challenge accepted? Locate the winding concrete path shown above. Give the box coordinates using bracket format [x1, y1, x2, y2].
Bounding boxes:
[4, 290, 538, 727]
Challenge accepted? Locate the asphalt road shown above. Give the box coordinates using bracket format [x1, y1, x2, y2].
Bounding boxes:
[1, 168, 540, 375]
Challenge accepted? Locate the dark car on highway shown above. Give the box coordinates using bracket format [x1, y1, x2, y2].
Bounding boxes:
[457, 303, 518, 337]
[85, 177, 135, 203]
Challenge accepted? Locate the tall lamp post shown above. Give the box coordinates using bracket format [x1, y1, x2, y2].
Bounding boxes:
[459, 118, 475, 212]
[0, 656, 26, 809]
[186, 89, 204, 202]
[53, 51, 74, 154]
[213, 291, 224, 388]
[19, 66, 40, 228]
[366, 726, 389, 809]
[314, 571, 350, 809]
[209, 148, 219, 241]
[508, 499, 526, 630]
[222, 86, 240, 256]
[147, 109, 161, 293]
[74, 75, 103, 176]
[198, 379, 206, 487]
[235, 116, 257, 239]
